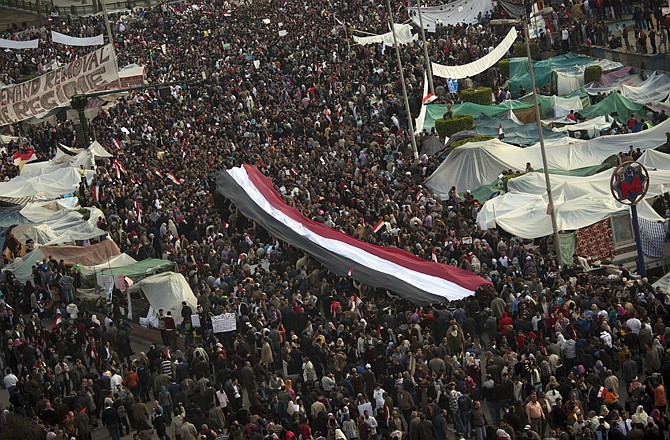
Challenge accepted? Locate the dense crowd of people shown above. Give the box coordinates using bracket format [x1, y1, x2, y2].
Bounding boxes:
[1, 0, 670, 440]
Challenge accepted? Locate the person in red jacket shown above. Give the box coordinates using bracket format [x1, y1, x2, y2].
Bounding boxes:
[499, 312, 513, 335]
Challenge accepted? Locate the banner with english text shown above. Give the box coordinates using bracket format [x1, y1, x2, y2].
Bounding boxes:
[0, 44, 118, 126]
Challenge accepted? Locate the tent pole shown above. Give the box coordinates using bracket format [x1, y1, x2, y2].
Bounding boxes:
[416, 0, 435, 96]
[524, 20, 562, 267]
[385, 0, 419, 159]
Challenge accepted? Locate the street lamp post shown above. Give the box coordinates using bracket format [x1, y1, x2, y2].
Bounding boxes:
[416, 0, 435, 96]
[523, 20, 562, 267]
[385, 0, 419, 159]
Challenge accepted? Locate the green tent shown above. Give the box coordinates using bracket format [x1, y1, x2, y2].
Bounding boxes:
[421, 100, 534, 132]
[577, 92, 642, 123]
[98, 258, 177, 281]
[508, 54, 595, 97]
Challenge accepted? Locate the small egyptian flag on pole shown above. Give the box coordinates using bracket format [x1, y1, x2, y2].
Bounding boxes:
[431, 246, 438, 262]
[373, 218, 385, 233]
[422, 93, 437, 105]
[347, 267, 353, 277]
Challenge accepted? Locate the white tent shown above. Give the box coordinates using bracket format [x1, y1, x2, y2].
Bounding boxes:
[425, 117, 670, 195]
[128, 272, 197, 325]
[0, 167, 89, 203]
[586, 72, 670, 105]
[88, 140, 113, 159]
[476, 168, 668, 239]
[79, 253, 137, 278]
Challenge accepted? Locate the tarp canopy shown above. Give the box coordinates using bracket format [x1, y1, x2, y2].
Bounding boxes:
[554, 59, 624, 96]
[128, 272, 197, 324]
[508, 54, 621, 97]
[408, 0, 493, 32]
[638, 149, 670, 170]
[418, 101, 534, 133]
[586, 72, 670, 105]
[578, 91, 642, 123]
[98, 258, 178, 281]
[519, 93, 584, 118]
[424, 116, 670, 194]
[475, 115, 564, 145]
[88, 140, 113, 159]
[477, 168, 668, 238]
[5, 240, 121, 283]
[0, 167, 89, 203]
[79, 253, 137, 278]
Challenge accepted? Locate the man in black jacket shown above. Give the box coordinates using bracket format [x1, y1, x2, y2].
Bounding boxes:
[101, 398, 122, 440]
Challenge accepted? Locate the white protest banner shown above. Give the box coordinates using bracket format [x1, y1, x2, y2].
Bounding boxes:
[0, 38, 39, 49]
[278, 30, 288, 37]
[358, 402, 373, 417]
[211, 312, 237, 333]
[0, 44, 118, 126]
[191, 314, 201, 328]
[51, 31, 104, 47]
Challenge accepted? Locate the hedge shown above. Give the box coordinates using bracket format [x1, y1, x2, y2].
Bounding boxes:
[434, 114, 475, 139]
[584, 65, 603, 85]
[450, 135, 494, 148]
[513, 41, 541, 60]
[498, 58, 510, 79]
[461, 87, 493, 106]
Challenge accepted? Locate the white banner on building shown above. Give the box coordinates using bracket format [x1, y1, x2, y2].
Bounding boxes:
[0, 38, 39, 49]
[51, 31, 104, 47]
[0, 44, 119, 126]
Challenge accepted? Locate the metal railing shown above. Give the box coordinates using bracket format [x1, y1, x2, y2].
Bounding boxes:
[0, 0, 152, 17]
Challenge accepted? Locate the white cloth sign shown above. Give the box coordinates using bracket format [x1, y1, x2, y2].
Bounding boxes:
[278, 30, 288, 37]
[191, 314, 201, 328]
[0, 38, 39, 49]
[431, 28, 517, 79]
[51, 31, 104, 47]
[353, 23, 417, 46]
[211, 312, 237, 333]
[358, 402, 373, 416]
[0, 44, 118, 126]
[408, 0, 493, 32]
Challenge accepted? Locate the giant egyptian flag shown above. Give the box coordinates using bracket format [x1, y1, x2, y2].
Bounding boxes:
[216, 165, 490, 304]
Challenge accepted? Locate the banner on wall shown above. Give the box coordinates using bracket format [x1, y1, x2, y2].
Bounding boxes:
[51, 31, 104, 47]
[0, 44, 119, 126]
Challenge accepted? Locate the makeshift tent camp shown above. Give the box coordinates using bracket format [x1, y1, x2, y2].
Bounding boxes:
[5, 240, 120, 282]
[424, 117, 670, 195]
[519, 93, 584, 118]
[97, 258, 178, 281]
[476, 168, 668, 239]
[577, 91, 642, 123]
[128, 272, 197, 325]
[508, 55, 622, 97]
[79, 253, 137, 278]
[0, 167, 91, 205]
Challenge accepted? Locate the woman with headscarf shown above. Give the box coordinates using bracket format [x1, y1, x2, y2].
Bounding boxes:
[634, 405, 648, 425]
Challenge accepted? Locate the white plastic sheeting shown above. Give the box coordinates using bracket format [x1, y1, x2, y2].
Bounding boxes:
[79, 253, 138, 278]
[353, 24, 417, 46]
[425, 117, 670, 195]
[408, 0, 493, 32]
[128, 272, 198, 325]
[431, 27, 517, 79]
[11, 205, 107, 246]
[0, 167, 84, 201]
[585, 72, 670, 105]
[476, 169, 668, 239]
[20, 141, 108, 178]
[638, 149, 670, 170]
[548, 115, 613, 136]
[555, 59, 623, 96]
[88, 141, 113, 158]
